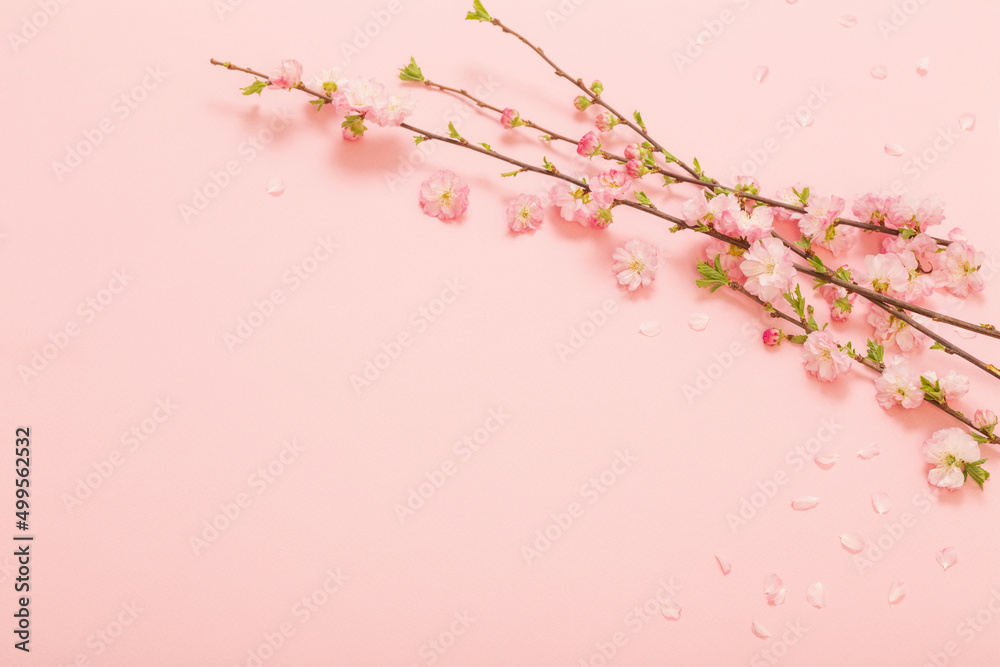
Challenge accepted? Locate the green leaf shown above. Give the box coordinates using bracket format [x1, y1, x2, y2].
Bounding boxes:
[241, 79, 268, 96]
[783, 285, 807, 321]
[542, 156, 556, 172]
[866, 339, 884, 364]
[633, 110, 646, 131]
[973, 433, 990, 445]
[447, 122, 462, 140]
[794, 237, 813, 252]
[807, 254, 828, 274]
[414, 136, 428, 145]
[930, 342, 946, 351]
[965, 459, 990, 488]
[899, 228, 918, 240]
[398, 56, 425, 82]
[465, 0, 492, 21]
[539, 134, 553, 142]
[921, 376, 946, 404]
[789, 335, 809, 345]
[500, 169, 522, 178]
[833, 296, 853, 314]
[634, 191, 652, 207]
[479, 142, 492, 151]
[309, 98, 326, 110]
[695, 256, 730, 293]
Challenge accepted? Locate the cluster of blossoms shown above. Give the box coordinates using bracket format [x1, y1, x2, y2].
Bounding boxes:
[216, 6, 996, 492]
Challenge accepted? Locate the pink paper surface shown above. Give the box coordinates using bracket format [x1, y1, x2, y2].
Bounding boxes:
[4, 0, 1000, 665]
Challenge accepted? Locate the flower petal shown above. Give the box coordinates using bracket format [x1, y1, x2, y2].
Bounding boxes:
[959, 113, 976, 131]
[639, 321, 662, 337]
[660, 599, 681, 620]
[752, 620, 771, 638]
[857, 444, 880, 460]
[872, 492, 892, 516]
[916, 57, 930, 76]
[806, 582, 825, 609]
[814, 449, 839, 468]
[937, 547, 958, 571]
[792, 496, 820, 511]
[688, 313, 710, 331]
[839, 14, 857, 27]
[884, 143, 905, 157]
[871, 65, 888, 80]
[266, 177, 286, 196]
[840, 533, 865, 553]
[753, 66, 769, 83]
[715, 554, 732, 575]
[764, 574, 786, 605]
[888, 581, 906, 605]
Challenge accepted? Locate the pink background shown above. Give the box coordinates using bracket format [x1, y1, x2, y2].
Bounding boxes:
[4, 0, 1000, 664]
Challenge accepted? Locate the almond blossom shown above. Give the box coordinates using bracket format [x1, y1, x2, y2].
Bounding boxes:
[923, 428, 983, 490]
[875, 358, 924, 409]
[933, 241, 986, 298]
[802, 330, 852, 382]
[590, 168, 631, 206]
[739, 238, 796, 304]
[418, 169, 470, 221]
[612, 239, 659, 291]
[798, 195, 845, 240]
[860, 253, 909, 295]
[506, 194, 543, 232]
[867, 308, 925, 352]
[268, 59, 302, 89]
[372, 92, 415, 127]
[733, 206, 774, 244]
[922, 370, 971, 402]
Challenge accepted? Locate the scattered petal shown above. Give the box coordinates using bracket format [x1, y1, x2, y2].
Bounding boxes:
[792, 496, 820, 511]
[796, 109, 814, 127]
[871, 65, 888, 80]
[959, 113, 976, 131]
[764, 574, 786, 605]
[715, 554, 732, 575]
[937, 547, 958, 571]
[688, 313, 710, 331]
[752, 621, 771, 639]
[840, 533, 865, 553]
[889, 581, 906, 605]
[956, 327, 977, 340]
[266, 178, 286, 196]
[807, 582, 826, 609]
[916, 57, 930, 76]
[660, 600, 682, 620]
[839, 14, 857, 27]
[872, 492, 892, 516]
[858, 444, 880, 460]
[814, 449, 839, 468]
[639, 321, 662, 337]
[884, 143, 905, 157]
[753, 66, 769, 83]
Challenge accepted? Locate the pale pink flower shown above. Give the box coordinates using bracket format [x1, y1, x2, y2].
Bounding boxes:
[268, 59, 303, 89]
[371, 92, 415, 127]
[818, 283, 857, 323]
[852, 193, 887, 224]
[419, 170, 470, 221]
[740, 238, 797, 304]
[595, 110, 617, 132]
[340, 78, 387, 114]
[704, 239, 745, 277]
[923, 428, 982, 490]
[949, 228, 970, 243]
[733, 206, 775, 244]
[974, 409, 998, 430]
[311, 68, 347, 96]
[506, 194, 543, 232]
[933, 241, 986, 298]
[815, 224, 859, 256]
[894, 250, 936, 302]
[705, 194, 742, 236]
[625, 159, 643, 179]
[682, 196, 709, 224]
[612, 239, 659, 291]
[549, 182, 595, 226]
[590, 168, 632, 206]
[860, 253, 909, 295]
[799, 195, 845, 239]
[913, 195, 946, 231]
[802, 331, 853, 382]
[875, 359, 925, 409]
[882, 233, 937, 271]
[922, 371, 970, 401]
[771, 186, 806, 225]
[867, 308, 925, 352]
[500, 107, 521, 129]
[884, 196, 916, 230]
[577, 131, 602, 157]
[623, 144, 641, 161]
[763, 328, 782, 346]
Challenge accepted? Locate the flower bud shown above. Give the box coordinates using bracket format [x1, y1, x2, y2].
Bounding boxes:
[763, 328, 782, 346]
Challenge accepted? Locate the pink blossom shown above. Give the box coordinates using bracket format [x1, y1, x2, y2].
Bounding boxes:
[595, 110, 617, 132]
[623, 144, 641, 160]
[771, 185, 806, 225]
[913, 195, 946, 231]
[371, 93, 415, 127]
[852, 193, 888, 225]
[704, 239, 745, 277]
[860, 253, 909, 294]
[884, 196, 916, 230]
[922, 371, 970, 401]
[418, 170, 470, 221]
[625, 159, 643, 179]
[549, 182, 596, 226]
[894, 251, 936, 302]
[815, 224, 859, 256]
[506, 194, 543, 232]
[974, 409, 998, 430]
[802, 330, 853, 382]
[735, 175, 760, 195]
[500, 107, 521, 129]
[586, 205, 615, 229]
[867, 308, 925, 352]
[949, 228, 970, 243]
[933, 241, 985, 297]
[798, 195, 845, 239]
[268, 59, 303, 89]
[612, 239, 659, 291]
[577, 131, 602, 157]
[590, 168, 632, 206]
[740, 238, 797, 304]
[733, 206, 775, 244]
[882, 233, 937, 270]
[923, 428, 982, 490]
[763, 328, 782, 346]
[818, 284, 858, 323]
[875, 359, 924, 409]
[340, 78, 387, 114]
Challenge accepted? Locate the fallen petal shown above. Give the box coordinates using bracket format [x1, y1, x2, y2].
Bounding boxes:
[871, 65, 888, 80]
[814, 450, 839, 468]
[889, 581, 906, 605]
[959, 113, 976, 131]
[872, 492, 892, 516]
[916, 57, 930, 76]
[884, 143, 905, 157]
[715, 554, 732, 575]
[752, 620, 771, 638]
[797, 110, 814, 127]
[266, 177, 286, 196]
[764, 574, 786, 605]
[839, 14, 857, 27]
[956, 328, 977, 340]
[660, 599, 682, 620]
[840, 533, 865, 553]
[937, 547, 958, 571]
[792, 496, 820, 511]
[639, 321, 662, 337]
[753, 66, 769, 83]
[807, 582, 826, 609]
[858, 444, 880, 460]
[688, 313, 710, 331]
